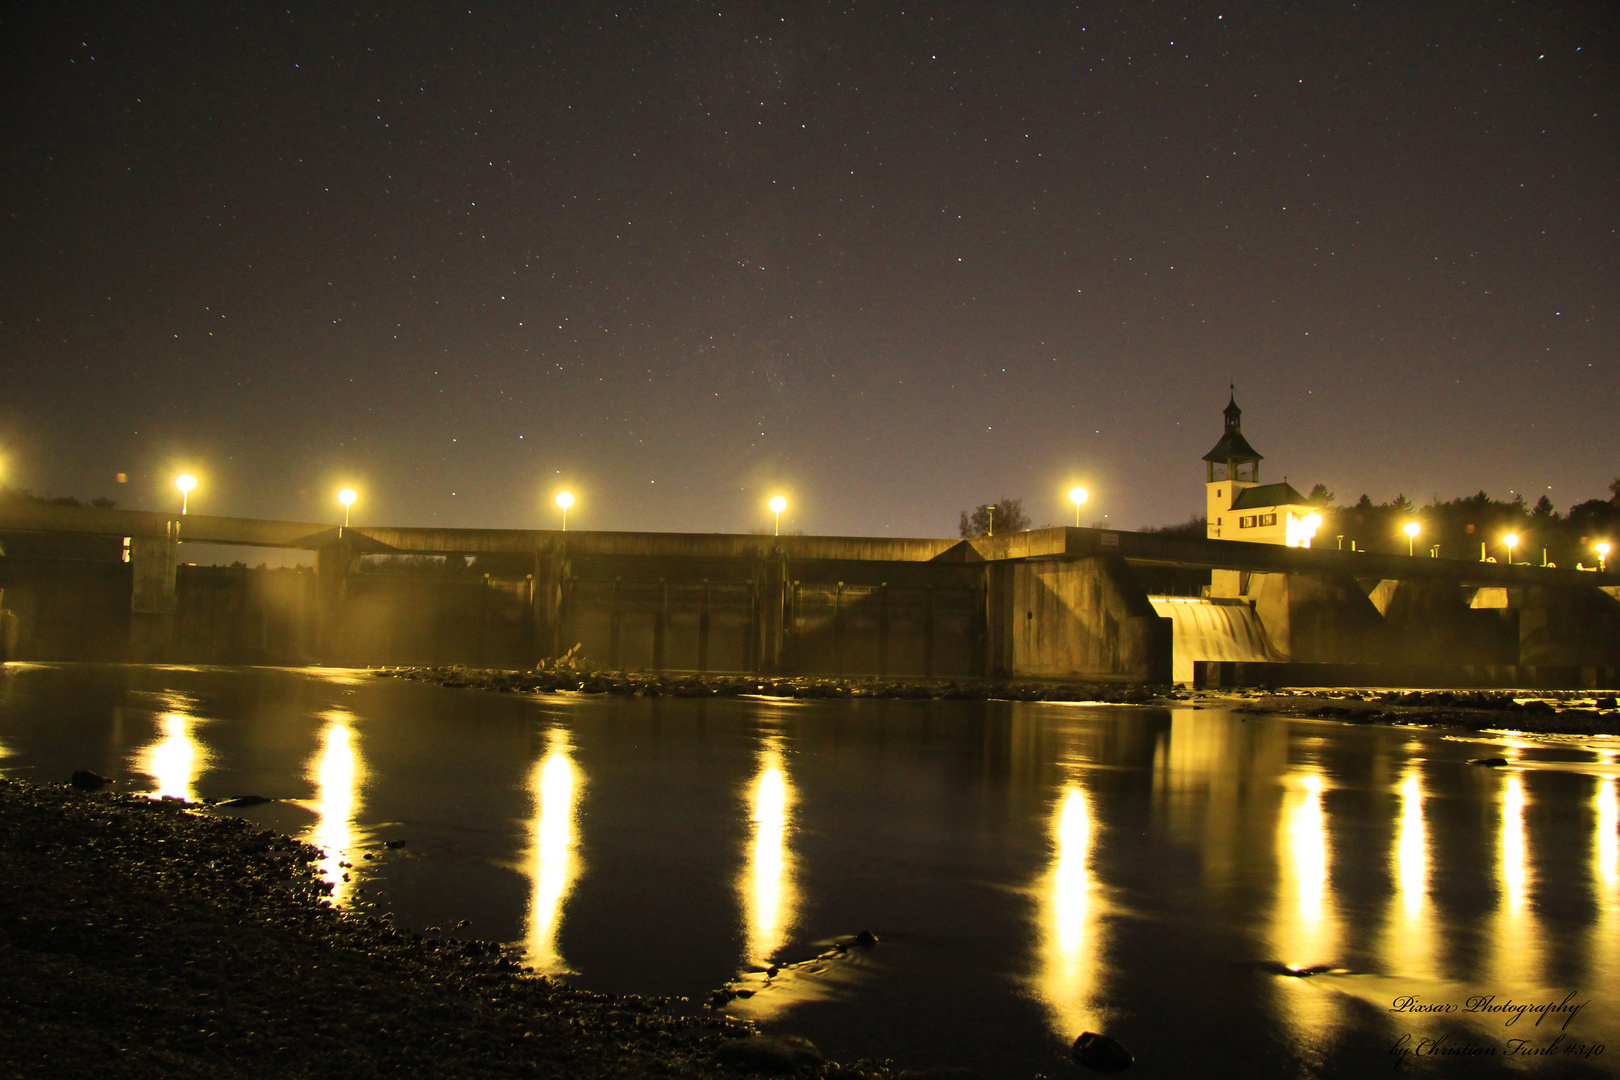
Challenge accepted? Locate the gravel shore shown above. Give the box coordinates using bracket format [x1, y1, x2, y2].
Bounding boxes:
[374, 665, 1620, 736]
[0, 777, 894, 1079]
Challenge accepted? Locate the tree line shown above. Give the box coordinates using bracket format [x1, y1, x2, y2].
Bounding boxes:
[1298, 480, 1620, 567]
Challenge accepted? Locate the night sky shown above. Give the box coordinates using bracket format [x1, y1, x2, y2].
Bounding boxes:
[2, 3, 1615, 540]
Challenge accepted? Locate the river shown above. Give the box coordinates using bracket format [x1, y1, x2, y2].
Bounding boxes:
[1, 663, 1616, 1078]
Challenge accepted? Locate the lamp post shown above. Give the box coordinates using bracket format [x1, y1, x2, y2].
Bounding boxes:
[338, 488, 357, 529]
[1404, 521, 1420, 556]
[1503, 533, 1518, 564]
[985, 504, 995, 537]
[1598, 542, 1611, 573]
[556, 491, 574, 531]
[176, 474, 196, 515]
[768, 495, 787, 537]
[1069, 487, 1088, 527]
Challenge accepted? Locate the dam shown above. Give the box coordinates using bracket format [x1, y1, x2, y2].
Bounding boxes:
[2, 498, 1618, 688]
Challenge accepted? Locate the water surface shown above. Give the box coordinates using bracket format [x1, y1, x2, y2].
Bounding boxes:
[1, 663, 1616, 1078]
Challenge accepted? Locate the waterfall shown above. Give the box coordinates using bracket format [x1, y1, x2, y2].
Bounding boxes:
[1149, 597, 1282, 684]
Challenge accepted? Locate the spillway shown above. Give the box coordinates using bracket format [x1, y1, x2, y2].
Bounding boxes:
[1148, 596, 1282, 684]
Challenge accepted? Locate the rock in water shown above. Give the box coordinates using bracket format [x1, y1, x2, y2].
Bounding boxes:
[1072, 1031, 1133, 1071]
[854, 928, 879, 947]
[69, 770, 110, 790]
[1469, 757, 1509, 767]
[714, 1035, 824, 1073]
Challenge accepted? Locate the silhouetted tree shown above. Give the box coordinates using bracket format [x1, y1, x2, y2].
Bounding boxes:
[1138, 515, 1207, 537]
[959, 498, 1030, 537]
[1307, 483, 1335, 506]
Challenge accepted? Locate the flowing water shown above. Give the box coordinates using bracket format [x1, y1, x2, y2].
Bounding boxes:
[1, 663, 1617, 1078]
[1149, 596, 1281, 683]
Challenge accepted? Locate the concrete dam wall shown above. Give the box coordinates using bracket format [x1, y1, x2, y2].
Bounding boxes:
[2, 502, 1619, 687]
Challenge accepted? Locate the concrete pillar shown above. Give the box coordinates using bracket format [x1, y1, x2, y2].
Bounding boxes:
[129, 525, 179, 660]
[314, 535, 356, 662]
[756, 553, 787, 673]
[0, 587, 16, 663]
[533, 542, 568, 661]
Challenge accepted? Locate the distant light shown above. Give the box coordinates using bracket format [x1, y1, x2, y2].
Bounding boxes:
[556, 492, 574, 510]
[1503, 533, 1518, 548]
[1403, 522, 1420, 538]
[769, 496, 787, 514]
[1069, 487, 1088, 505]
[338, 488, 356, 506]
[1302, 514, 1323, 531]
[1599, 542, 1612, 557]
[176, 474, 196, 493]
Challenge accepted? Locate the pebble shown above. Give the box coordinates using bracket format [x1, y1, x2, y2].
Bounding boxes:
[713, 1034, 824, 1073]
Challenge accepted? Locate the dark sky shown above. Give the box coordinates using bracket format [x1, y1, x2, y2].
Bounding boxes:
[2, 2, 1615, 538]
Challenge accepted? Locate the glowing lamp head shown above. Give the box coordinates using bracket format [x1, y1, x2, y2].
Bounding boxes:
[768, 496, 787, 514]
[556, 492, 574, 510]
[1597, 542, 1611, 557]
[175, 474, 196, 493]
[338, 488, 356, 507]
[1503, 533, 1518, 549]
[1069, 486, 1088, 506]
[1302, 513, 1323, 532]
[1404, 522, 1420, 538]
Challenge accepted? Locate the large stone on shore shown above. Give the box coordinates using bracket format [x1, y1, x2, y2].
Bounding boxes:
[714, 1034, 824, 1073]
[1072, 1031, 1133, 1071]
[69, 770, 111, 790]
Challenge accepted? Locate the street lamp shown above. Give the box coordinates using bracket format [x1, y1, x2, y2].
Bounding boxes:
[175, 474, 196, 515]
[1069, 487, 1088, 527]
[556, 491, 574, 531]
[985, 504, 996, 537]
[338, 488, 357, 528]
[1597, 541, 1611, 573]
[1503, 533, 1518, 563]
[768, 495, 787, 537]
[1403, 521, 1420, 556]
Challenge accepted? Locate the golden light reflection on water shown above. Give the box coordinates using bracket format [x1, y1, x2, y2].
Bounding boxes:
[305, 710, 366, 907]
[523, 728, 583, 974]
[134, 713, 209, 800]
[1588, 775, 1618, 1001]
[1381, 767, 1436, 978]
[1033, 783, 1105, 1038]
[1270, 769, 1341, 1047]
[740, 737, 796, 967]
[1598, 776, 1618, 893]
[1488, 772, 1542, 989]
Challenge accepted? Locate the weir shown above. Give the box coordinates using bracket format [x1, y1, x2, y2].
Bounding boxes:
[2, 500, 1619, 687]
[1148, 597, 1281, 684]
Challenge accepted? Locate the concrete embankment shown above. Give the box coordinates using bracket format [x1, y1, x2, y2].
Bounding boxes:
[0, 777, 899, 1079]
